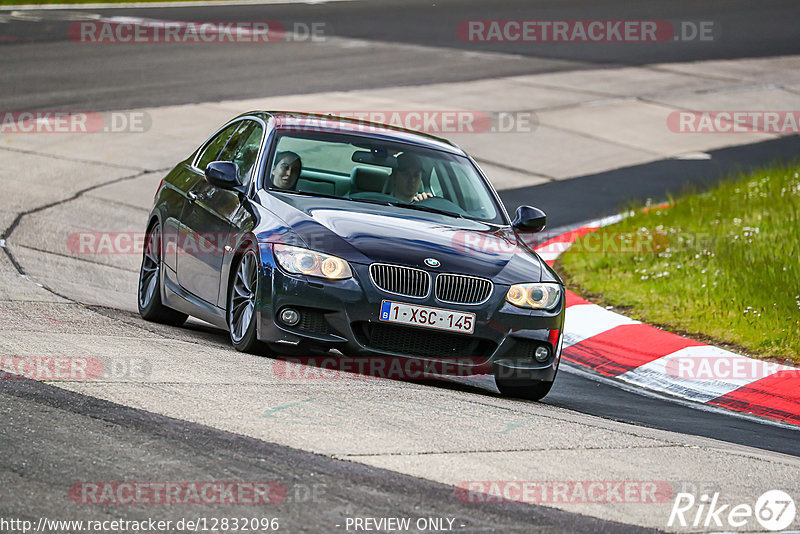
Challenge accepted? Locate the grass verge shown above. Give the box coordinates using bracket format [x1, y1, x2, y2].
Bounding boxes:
[557, 161, 800, 364]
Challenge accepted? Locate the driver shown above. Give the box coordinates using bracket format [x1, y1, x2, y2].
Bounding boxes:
[390, 153, 433, 203]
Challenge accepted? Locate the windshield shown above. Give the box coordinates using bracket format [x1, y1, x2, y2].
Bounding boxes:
[264, 131, 506, 224]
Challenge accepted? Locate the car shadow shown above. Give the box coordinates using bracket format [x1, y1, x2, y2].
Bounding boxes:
[125, 310, 545, 403]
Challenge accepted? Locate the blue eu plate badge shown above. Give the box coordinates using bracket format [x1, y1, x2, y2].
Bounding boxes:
[380, 300, 391, 320]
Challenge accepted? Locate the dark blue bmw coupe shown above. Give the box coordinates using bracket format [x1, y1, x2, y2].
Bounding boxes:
[138, 112, 565, 400]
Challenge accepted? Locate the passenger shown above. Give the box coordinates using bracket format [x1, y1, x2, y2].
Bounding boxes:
[390, 153, 433, 203]
[271, 151, 302, 190]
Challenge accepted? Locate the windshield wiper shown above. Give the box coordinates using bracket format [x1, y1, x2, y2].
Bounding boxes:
[270, 189, 342, 200]
[273, 190, 394, 207]
[346, 197, 393, 207]
[388, 202, 465, 219]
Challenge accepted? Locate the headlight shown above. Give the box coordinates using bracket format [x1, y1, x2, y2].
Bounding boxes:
[506, 283, 561, 310]
[273, 244, 353, 280]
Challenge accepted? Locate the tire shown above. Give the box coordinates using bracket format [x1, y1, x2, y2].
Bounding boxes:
[227, 246, 267, 354]
[495, 377, 554, 401]
[138, 221, 188, 326]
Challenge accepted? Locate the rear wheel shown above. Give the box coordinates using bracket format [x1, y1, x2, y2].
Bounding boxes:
[138, 222, 188, 326]
[228, 247, 267, 354]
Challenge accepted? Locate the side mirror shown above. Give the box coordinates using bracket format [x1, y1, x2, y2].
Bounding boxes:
[205, 161, 241, 191]
[512, 206, 547, 233]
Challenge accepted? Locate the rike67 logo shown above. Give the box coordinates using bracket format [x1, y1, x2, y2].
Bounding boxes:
[669, 490, 796, 531]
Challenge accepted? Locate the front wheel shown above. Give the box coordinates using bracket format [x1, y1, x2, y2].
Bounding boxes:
[138, 222, 188, 326]
[227, 247, 267, 354]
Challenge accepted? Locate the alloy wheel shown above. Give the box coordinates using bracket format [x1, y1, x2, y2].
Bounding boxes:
[229, 250, 258, 343]
[138, 225, 161, 309]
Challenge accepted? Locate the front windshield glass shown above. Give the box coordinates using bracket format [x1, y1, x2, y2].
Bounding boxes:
[264, 131, 505, 224]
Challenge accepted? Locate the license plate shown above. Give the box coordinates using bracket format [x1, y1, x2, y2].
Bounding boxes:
[379, 300, 475, 334]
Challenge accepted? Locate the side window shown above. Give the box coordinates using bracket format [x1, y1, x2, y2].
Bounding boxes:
[221, 122, 264, 183]
[217, 121, 254, 162]
[196, 123, 239, 171]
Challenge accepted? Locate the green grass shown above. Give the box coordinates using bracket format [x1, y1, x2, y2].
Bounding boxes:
[558, 162, 800, 364]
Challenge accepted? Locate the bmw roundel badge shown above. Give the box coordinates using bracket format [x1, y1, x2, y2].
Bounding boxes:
[424, 258, 441, 268]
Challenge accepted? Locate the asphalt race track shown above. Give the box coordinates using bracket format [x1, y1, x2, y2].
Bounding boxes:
[3, 0, 800, 111]
[1, 1, 800, 532]
[1, 378, 648, 533]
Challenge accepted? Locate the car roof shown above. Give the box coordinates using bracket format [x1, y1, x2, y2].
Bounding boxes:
[239, 111, 468, 156]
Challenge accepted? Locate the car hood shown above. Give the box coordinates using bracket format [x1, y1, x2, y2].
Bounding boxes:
[258, 193, 545, 283]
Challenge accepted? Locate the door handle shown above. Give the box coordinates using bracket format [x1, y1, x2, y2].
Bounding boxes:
[187, 191, 199, 201]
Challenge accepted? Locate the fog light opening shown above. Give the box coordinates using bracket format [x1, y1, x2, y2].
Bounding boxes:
[534, 345, 550, 363]
[280, 308, 301, 326]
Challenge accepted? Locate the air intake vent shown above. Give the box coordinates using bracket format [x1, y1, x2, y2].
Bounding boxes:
[369, 263, 430, 298]
[353, 322, 495, 360]
[435, 273, 493, 304]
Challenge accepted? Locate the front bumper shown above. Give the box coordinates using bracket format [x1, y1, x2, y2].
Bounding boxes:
[256, 243, 564, 381]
